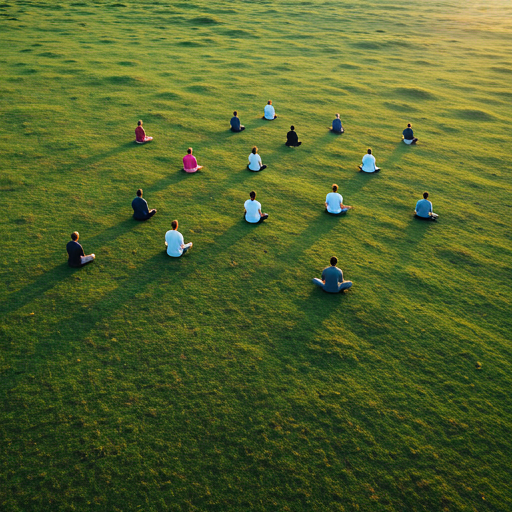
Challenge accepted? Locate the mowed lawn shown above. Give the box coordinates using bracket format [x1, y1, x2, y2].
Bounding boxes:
[1, 0, 512, 510]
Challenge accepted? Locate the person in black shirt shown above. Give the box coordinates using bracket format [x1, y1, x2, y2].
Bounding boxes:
[230, 111, 245, 132]
[66, 232, 95, 268]
[285, 125, 302, 147]
[132, 189, 157, 221]
[402, 123, 418, 144]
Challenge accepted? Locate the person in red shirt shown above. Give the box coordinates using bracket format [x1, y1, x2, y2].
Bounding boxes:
[135, 120, 153, 144]
[183, 147, 203, 173]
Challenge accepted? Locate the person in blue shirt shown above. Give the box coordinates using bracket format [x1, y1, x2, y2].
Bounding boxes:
[312, 256, 352, 293]
[230, 111, 245, 132]
[66, 231, 95, 267]
[331, 113, 344, 133]
[402, 123, 418, 144]
[415, 192, 438, 220]
[132, 189, 157, 221]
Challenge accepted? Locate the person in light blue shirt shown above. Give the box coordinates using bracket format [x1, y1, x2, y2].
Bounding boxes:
[331, 113, 344, 133]
[415, 191, 438, 220]
[312, 256, 352, 293]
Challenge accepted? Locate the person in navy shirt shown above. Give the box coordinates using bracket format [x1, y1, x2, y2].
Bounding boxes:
[285, 126, 302, 147]
[66, 232, 95, 267]
[415, 192, 438, 220]
[230, 111, 245, 132]
[331, 113, 344, 133]
[312, 256, 352, 293]
[403, 123, 418, 144]
[132, 189, 157, 221]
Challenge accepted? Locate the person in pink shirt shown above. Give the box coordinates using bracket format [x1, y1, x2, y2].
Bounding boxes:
[135, 120, 153, 144]
[183, 147, 203, 173]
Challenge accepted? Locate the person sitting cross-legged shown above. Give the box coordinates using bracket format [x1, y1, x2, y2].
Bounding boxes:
[285, 125, 302, 147]
[331, 113, 344, 133]
[66, 231, 95, 268]
[244, 190, 269, 224]
[415, 191, 438, 220]
[402, 123, 418, 145]
[325, 183, 353, 214]
[132, 188, 157, 221]
[248, 146, 267, 171]
[312, 256, 352, 293]
[135, 120, 153, 144]
[230, 111, 245, 132]
[165, 220, 193, 257]
[359, 148, 380, 173]
[263, 100, 277, 120]
[183, 147, 203, 173]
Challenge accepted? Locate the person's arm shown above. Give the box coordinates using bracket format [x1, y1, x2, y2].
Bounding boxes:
[325, 201, 329, 208]
[179, 233, 185, 249]
[258, 155, 262, 166]
[79, 243, 85, 257]
[321, 270, 326, 284]
[338, 268, 344, 283]
[258, 209, 263, 217]
[143, 198, 149, 215]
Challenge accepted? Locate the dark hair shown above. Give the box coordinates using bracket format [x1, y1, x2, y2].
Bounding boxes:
[407, 123, 412, 128]
[171, 220, 178, 230]
[136, 189, 142, 197]
[233, 111, 238, 116]
[367, 148, 372, 154]
[71, 231, 79, 241]
[290, 125, 295, 130]
[267, 100, 272, 105]
[187, 147, 192, 154]
[330, 256, 338, 266]
[252, 146, 257, 154]
[250, 191, 256, 200]
[423, 192, 429, 199]
[332, 184, 338, 192]
[137, 120, 142, 126]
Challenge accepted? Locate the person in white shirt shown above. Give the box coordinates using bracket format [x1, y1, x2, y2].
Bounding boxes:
[263, 100, 277, 120]
[247, 146, 267, 171]
[165, 219, 193, 257]
[325, 184, 353, 214]
[359, 148, 380, 173]
[244, 191, 269, 223]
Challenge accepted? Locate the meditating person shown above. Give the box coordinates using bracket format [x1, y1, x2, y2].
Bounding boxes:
[230, 111, 245, 132]
[285, 126, 302, 147]
[132, 189, 157, 221]
[135, 120, 153, 144]
[165, 220, 193, 257]
[244, 191, 269, 224]
[359, 148, 380, 173]
[248, 146, 267, 171]
[331, 113, 344, 133]
[263, 100, 277, 120]
[415, 191, 438, 220]
[66, 232, 95, 268]
[183, 147, 203, 173]
[325, 184, 353, 214]
[312, 256, 352, 293]
[402, 123, 418, 144]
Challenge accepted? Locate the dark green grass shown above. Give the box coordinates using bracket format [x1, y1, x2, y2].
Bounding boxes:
[1, 0, 512, 510]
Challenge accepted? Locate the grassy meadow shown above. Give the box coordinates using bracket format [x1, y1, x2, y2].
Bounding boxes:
[1, 0, 512, 510]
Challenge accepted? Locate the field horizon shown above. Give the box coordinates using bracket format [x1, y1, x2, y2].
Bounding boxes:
[1, 0, 512, 510]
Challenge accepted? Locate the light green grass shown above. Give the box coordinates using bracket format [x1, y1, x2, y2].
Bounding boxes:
[1, 0, 512, 510]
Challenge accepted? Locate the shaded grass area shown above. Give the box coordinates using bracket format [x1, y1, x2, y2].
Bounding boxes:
[1, 0, 512, 511]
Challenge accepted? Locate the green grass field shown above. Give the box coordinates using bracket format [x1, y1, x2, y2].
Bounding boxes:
[1, 0, 512, 510]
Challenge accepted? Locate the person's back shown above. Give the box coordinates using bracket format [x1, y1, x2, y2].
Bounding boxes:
[67, 240, 84, 267]
[332, 118, 342, 132]
[326, 192, 343, 214]
[361, 153, 376, 172]
[183, 154, 197, 170]
[132, 196, 149, 220]
[248, 151, 263, 171]
[135, 125, 145, 143]
[415, 198, 433, 218]
[264, 103, 275, 120]
[231, 116, 241, 131]
[322, 265, 344, 293]
[286, 127, 301, 147]
[165, 229, 184, 257]
[403, 127, 414, 140]
[244, 198, 261, 223]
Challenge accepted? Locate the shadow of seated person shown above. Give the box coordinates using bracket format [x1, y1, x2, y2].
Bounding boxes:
[285, 126, 302, 147]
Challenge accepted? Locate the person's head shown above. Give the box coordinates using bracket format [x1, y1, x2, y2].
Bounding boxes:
[171, 220, 178, 230]
[252, 146, 258, 154]
[290, 125, 295, 131]
[71, 231, 79, 241]
[136, 189, 143, 197]
[330, 256, 338, 266]
[233, 111, 238, 117]
[332, 184, 338, 192]
[336, 113, 340, 119]
[267, 100, 272, 105]
[249, 190, 256, 200]
[137, 120, 142, 126]
[423, 191, 429, 199]
[367, 148, 372, 154]
[407, 123, 412, 128]
[187, 147, 192, 155]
